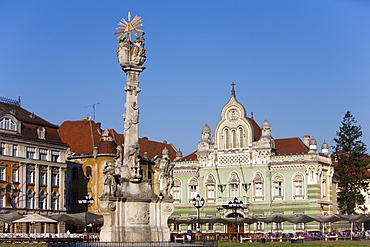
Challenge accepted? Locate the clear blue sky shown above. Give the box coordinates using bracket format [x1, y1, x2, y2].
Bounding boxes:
[1, 1, 370, 155]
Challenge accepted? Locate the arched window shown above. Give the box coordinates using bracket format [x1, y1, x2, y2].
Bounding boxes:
[206, 174, 216, 201]
[0, 118, 16, 131]
[172, 179, 181, 202]
[273, 174, 284, 198]
[253, 173, 264, 199]
[188, 178, 198, 202]
[293, 174, 304, 198]
[228, 172, 240, 198]
[225, 129, 229, 149]
[239, 127, 244, 148]
[232, 130, 236, 148]
[85, 166, 92, 179]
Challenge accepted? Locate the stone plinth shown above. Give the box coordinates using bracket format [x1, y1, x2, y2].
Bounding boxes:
[99, 180, 174, 242]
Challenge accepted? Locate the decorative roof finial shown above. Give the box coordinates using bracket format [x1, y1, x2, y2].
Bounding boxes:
[231, 82, 236, 97]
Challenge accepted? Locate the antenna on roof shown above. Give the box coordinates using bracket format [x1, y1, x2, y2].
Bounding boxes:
[85, 102, 100, 122]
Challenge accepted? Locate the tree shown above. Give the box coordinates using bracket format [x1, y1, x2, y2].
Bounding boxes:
[332, 111, 369, 214]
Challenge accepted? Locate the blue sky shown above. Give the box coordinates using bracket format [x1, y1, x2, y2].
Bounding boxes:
[1, 1, 370, 155]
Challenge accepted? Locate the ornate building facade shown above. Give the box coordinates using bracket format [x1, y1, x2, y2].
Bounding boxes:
[59, 118, 181, 217]
[0, 99, 68, 233]
[166, 86, 336, 233]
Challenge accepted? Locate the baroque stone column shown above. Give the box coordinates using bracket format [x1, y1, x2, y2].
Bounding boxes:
[99, 14, 174, 242]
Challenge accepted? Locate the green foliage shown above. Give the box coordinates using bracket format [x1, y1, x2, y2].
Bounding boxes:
[332, 111, 369, 215]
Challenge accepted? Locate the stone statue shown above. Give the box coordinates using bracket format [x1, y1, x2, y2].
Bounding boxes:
[131, 33, 146, 65]
[125, 143, 141, 180]
[115, 145, 123, 168]
[124, 101, 140, 131]
[162, 158, 175, 198]
[103, 161, 117, 196]
[116, 32, 146, 66]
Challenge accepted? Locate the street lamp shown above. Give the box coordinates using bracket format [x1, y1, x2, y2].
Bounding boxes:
[191, 194, 205, 232]
[78, 195, 94, 233]
[228, 197, 243, 240]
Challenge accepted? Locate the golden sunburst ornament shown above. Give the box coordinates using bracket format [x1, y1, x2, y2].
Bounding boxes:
[114, 12, 144, 40]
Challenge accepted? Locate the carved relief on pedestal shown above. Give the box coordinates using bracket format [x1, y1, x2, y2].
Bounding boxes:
[129, 207, 150, 224]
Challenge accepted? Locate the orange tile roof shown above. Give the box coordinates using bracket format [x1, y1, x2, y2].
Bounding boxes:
[274, 137, 309, 155]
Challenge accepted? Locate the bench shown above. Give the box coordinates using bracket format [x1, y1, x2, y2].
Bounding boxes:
[240, 236, 252, 243]
[174, 236, 185, 242]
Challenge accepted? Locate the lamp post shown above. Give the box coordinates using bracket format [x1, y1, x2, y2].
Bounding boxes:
[78, 195, 94, 233]
[228, 197, 243, 240]
[191, 194, 205, 233]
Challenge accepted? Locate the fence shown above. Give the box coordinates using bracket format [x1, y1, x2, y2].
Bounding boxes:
[51, 240, 217, 247]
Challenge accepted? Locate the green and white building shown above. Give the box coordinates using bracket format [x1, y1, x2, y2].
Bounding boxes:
[163, 86, 336, 234]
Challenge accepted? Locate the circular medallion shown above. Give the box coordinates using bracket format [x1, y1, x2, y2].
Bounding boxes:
[227, 108, 240, 122]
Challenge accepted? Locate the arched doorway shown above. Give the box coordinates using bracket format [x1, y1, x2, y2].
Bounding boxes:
[226, 212, 244, 234]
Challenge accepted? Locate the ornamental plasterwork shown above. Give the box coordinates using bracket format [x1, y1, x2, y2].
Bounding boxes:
[226, 108, 240, 122]
[218, 154, 249, 165]
[173, 169, 198, 176]
[270, 164, 306, 171]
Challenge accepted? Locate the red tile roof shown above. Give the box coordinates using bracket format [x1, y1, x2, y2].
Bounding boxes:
[59, 119, 178, 160]
[59, 120, 101, 156]
[0, 102, 64, 144]
[247, 117, 261, 141]
[176, 151, 197, 162]
[274, 137, 309, 155]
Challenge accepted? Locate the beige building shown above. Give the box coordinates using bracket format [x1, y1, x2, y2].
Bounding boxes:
[0, 98, 68, 233]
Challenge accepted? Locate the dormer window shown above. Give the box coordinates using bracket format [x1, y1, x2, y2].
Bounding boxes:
[0, 117, 16, 131]
[37, 127, 46, 139]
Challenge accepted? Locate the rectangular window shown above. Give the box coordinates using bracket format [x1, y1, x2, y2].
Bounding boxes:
[208, 223, 215, 231]
[274, 181, 282, 197]
[295, 223, 304, 230]
[26, 147, 36, 159]
[51, 151, 59, 162]
[207, 184, 215, 199]
[273, 222, 283, 230]
[230, 183, 239, 197]
[0, 168, 5, 181]
[39, 197, 47, 210]
[12, 168, 18, 183]
[73, 192, 79, 204]
[27, 170, 35, 184]
[51, 198, 58, 210]
[255, 182, 263, 196]
[51, 173, 59, 187]
[26, 197, 34, 209]
[255, 222, 264, 231]
[173, 223, 180, 231]
[295, 180, 303, 196]
[173, 186, 180, 202]
[40, 172, 47, 185]
[11, 198, 17, 208]
[39, 149, 47, 161]
[0, 143, 5, 155]
[189, 185, 197, 200]
[12, 145, 17, 157]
